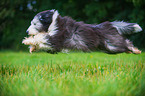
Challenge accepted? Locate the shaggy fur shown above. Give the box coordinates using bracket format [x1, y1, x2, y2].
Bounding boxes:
[22, 9, 142, 54]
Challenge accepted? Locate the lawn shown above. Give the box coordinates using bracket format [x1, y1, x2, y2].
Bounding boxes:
[0, 51, 145, 96]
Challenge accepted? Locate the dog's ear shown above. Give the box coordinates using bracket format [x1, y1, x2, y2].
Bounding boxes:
[39, 11, 53, 24]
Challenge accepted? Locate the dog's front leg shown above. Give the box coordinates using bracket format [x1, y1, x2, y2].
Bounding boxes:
[22, 33, 52, 53]
[22, 36, 37, 53]
[22, 36, 36, 45]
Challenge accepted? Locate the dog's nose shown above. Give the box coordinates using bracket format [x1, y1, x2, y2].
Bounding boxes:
[26, 30, 29, 34]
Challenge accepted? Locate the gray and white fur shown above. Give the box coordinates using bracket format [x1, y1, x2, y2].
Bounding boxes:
[22, 9, 142, 54]
[111, 21, 142, 35]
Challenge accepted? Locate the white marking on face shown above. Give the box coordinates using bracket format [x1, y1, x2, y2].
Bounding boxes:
[27, 16, 43, 35]
[48, 10, 59, 36]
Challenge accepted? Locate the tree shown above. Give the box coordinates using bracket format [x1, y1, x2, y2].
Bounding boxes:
[0, 0, 145, 50]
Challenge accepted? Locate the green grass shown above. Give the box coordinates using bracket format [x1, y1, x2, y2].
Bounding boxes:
[0, 51, 145, 96]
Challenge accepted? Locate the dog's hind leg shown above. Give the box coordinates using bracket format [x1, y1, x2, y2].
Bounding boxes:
[127, 47, 141, 54]
[126, 39, 141, 54]
[104, 41, 128, 54]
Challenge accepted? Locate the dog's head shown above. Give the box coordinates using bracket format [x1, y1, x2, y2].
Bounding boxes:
[26, 9, 59, 36]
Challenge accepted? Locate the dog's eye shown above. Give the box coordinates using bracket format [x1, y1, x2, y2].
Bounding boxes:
[33, 23, 36, 25]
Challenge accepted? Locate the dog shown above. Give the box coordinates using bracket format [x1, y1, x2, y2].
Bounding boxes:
[22, 9, 142, 54]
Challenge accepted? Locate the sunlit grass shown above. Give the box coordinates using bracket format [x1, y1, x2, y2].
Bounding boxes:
[0, 51, 145, 96]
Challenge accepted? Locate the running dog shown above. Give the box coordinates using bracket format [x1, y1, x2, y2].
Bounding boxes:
[22, 9, 142, 54]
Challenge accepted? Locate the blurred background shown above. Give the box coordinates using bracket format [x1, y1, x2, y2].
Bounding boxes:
[0, 0, 145, 51]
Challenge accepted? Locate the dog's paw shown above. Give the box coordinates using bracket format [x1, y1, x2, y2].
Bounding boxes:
[131, 47, 141, 54]
[22, 39, 32, 45]
[22, 37, 35, 45]
[29, 46, 36, 54]
[133, 48, 141, 54]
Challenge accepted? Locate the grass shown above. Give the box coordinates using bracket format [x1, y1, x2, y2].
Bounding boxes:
[0, 51, 145, 96]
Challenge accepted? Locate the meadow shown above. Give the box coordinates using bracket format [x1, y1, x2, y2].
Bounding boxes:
[0, 51, 145, 96]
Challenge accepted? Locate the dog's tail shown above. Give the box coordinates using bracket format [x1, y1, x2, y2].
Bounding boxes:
[111, 21, 142, 35]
